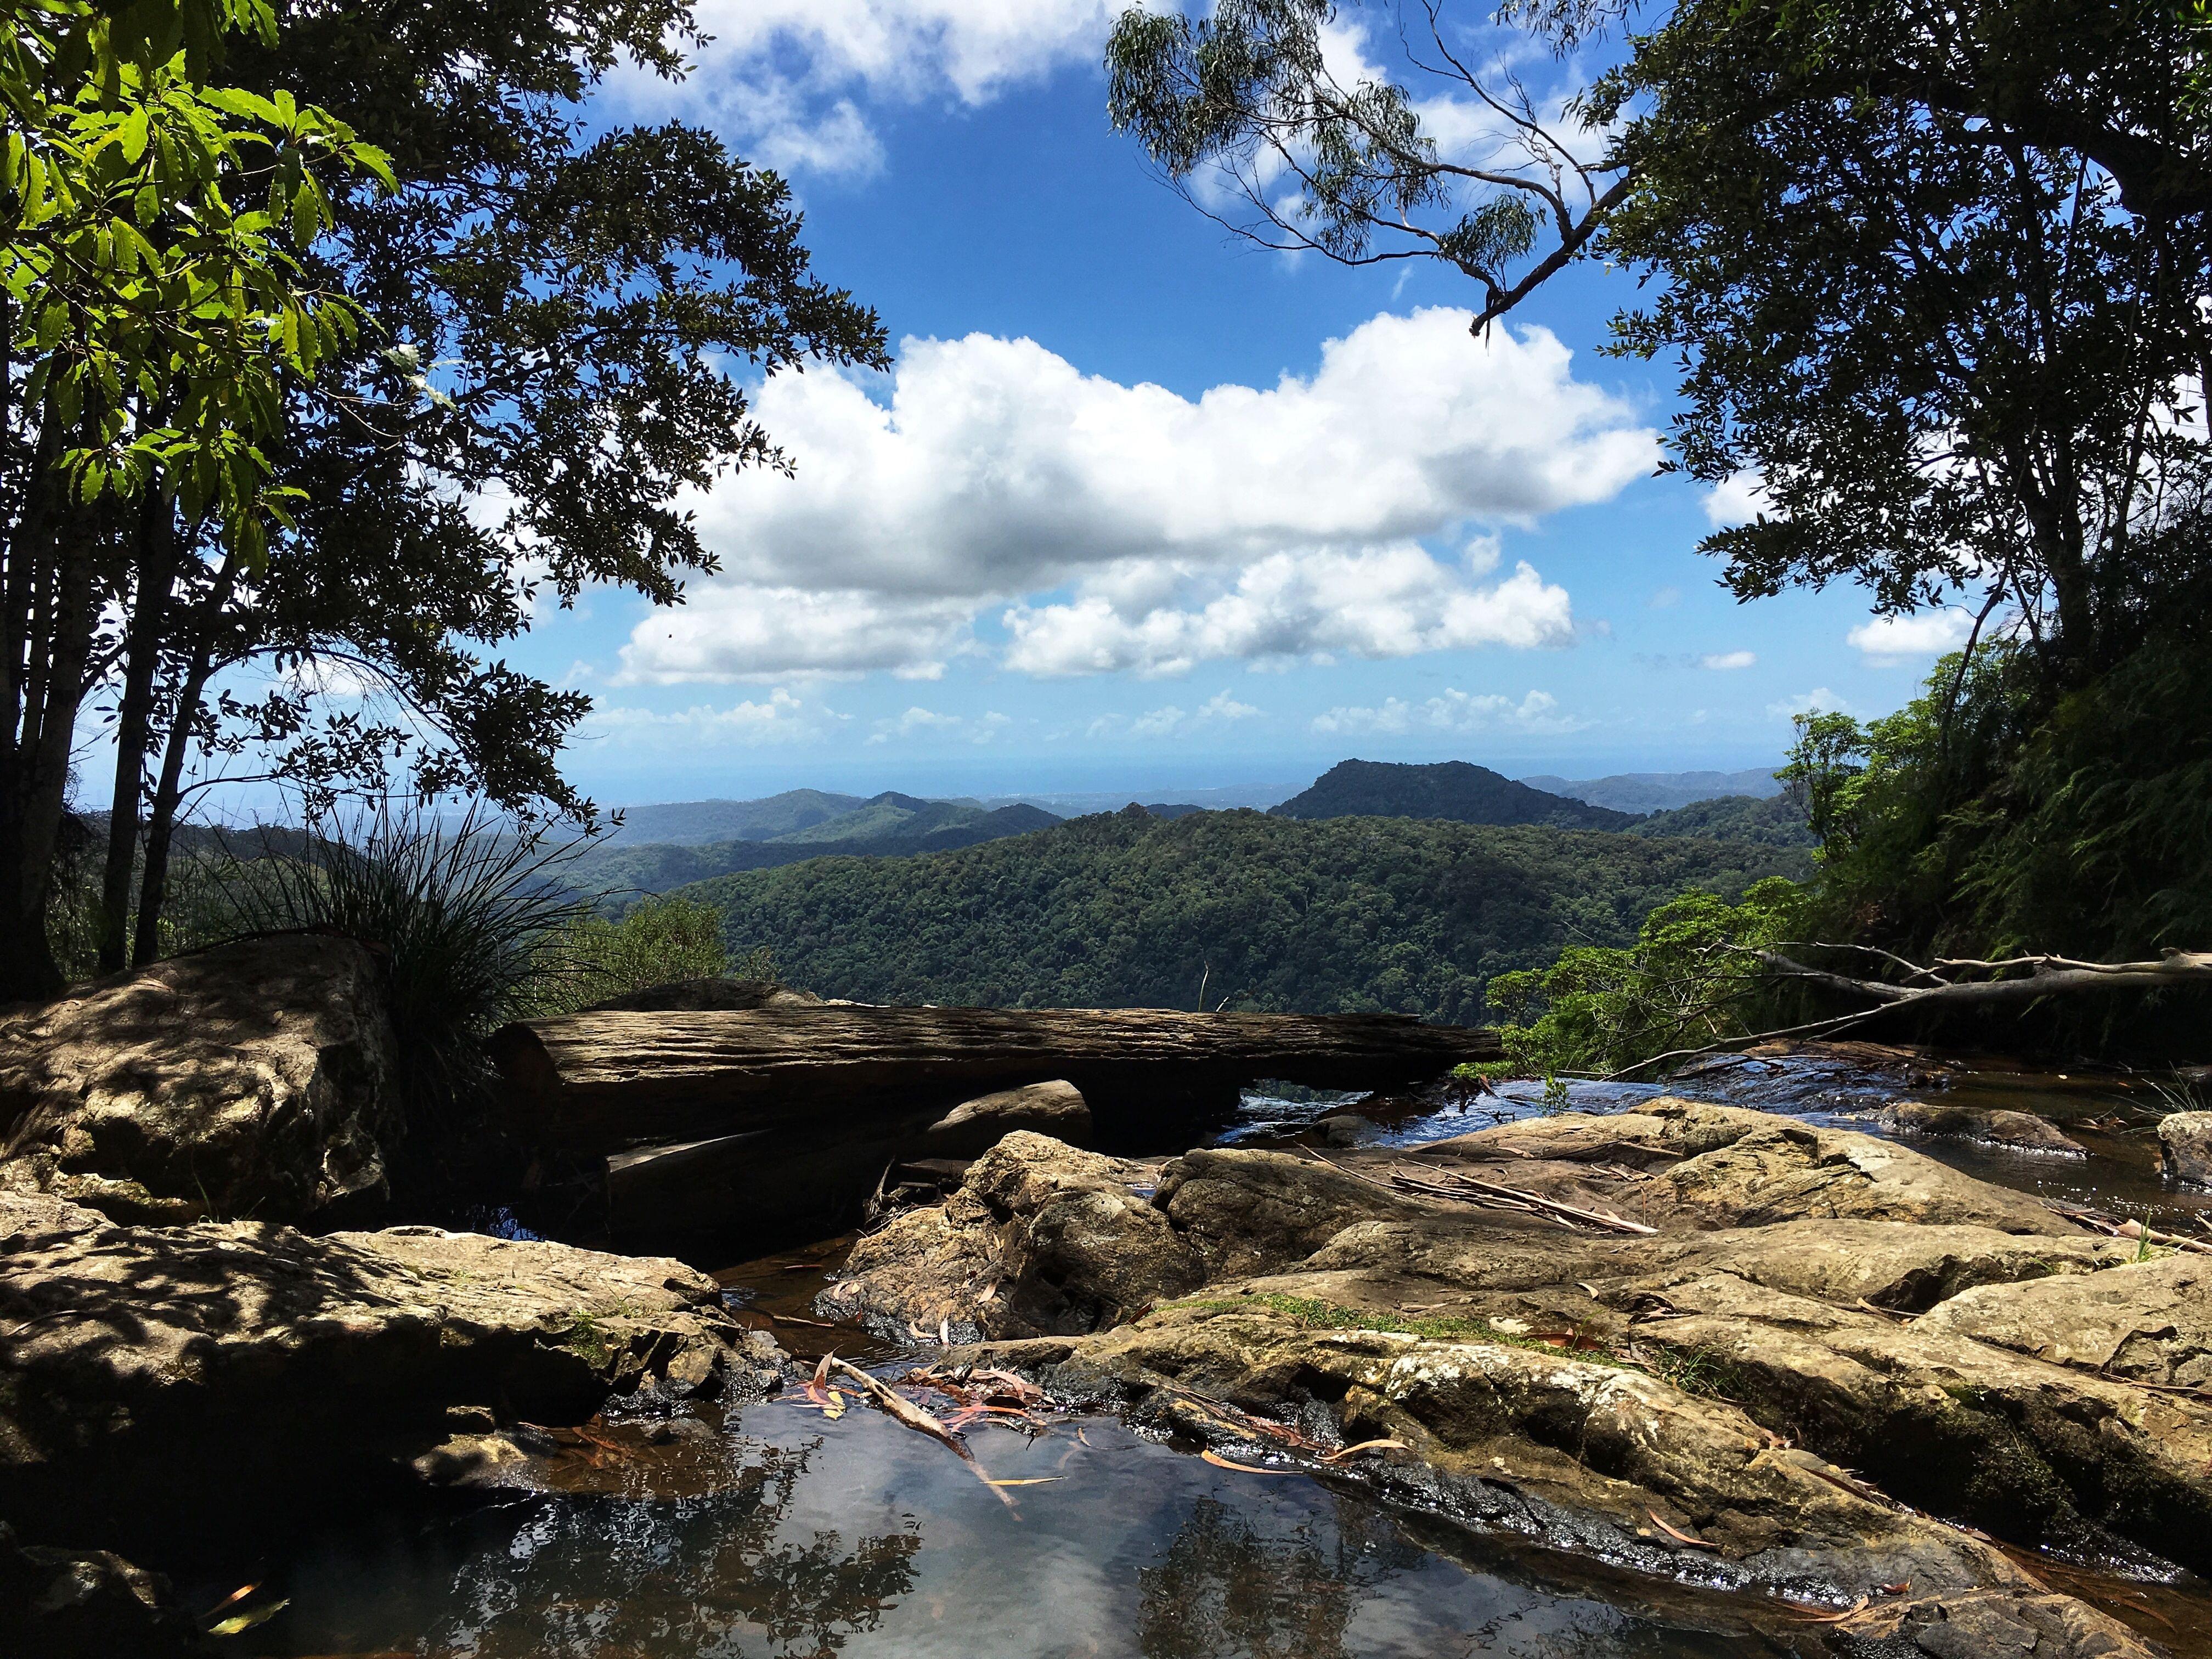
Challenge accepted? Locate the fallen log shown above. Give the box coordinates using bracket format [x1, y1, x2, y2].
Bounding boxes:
[491, 1003, 1497, 1156]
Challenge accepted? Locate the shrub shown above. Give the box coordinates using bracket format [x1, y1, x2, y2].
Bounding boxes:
[211, 802, 592, 1118]
[538, 894, 731, 1013]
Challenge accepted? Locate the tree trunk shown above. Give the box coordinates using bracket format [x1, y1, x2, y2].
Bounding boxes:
[97, 494, 179, 971]
[2, 521, 99, 1001]
[0, 422, 67, 1002]
[491, 1003, 1500, 1157]
[132, 552, 239, 968]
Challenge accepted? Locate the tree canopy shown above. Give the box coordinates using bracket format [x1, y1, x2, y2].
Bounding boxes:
[2, 0, 888, 997]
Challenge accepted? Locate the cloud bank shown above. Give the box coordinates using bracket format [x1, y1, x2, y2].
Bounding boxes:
[617, 308, 1654, 683]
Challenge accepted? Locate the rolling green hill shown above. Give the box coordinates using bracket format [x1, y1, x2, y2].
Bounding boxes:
[568, 797, 1060, 896]
[674, 806, 1810, 1023]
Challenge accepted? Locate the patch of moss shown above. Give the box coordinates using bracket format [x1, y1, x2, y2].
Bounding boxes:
[561, 1309, 615, 1369]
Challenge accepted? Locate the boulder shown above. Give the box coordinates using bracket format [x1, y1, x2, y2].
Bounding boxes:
[2157, 1110, 2212, 1188]
[0, 1188, 771, 1541]
[1, 1523, 191, 1659]
[1882, 1098, 2088, 1155]
[830, 1131, 1204, 1340]
[920, 1079, 1091, 1156]
[0, 935, 398, 1224]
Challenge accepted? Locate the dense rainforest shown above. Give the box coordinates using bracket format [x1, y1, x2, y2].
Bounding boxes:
[673, 808, 1809, 1022]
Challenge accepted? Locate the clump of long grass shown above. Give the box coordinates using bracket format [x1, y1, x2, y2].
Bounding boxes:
[212, 800, 594, 1120]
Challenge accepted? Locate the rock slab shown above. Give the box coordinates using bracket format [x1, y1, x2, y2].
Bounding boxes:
[0, 1188, 768, 1541]
[0, 935, 399, 1223]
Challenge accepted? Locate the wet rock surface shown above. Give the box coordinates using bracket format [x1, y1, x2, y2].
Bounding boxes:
[838, 1104, 2210, 1655]
[2158, 1111, 2212, 1189]
[1883, 1098, 2090, 1155]
[0, 1189, 781, 1544]
[0, 935, 399, 1225]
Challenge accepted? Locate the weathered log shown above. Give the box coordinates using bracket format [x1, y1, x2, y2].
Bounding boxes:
[491, 1004, 1497, 1158]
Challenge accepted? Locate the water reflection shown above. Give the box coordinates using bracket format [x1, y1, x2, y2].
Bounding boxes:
[1141, 1498, 1374, 1659]
[267, 1438, 919, 1659]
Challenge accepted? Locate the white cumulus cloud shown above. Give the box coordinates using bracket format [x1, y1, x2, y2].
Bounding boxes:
[1310, 687, 1582, 737]
[1768, 687, 1854, 720]
[1090, 688, 1262, 741]
[867, 706, 1012, 744]
[1005, 553, 1572, 679]
[612, 1, 1119, 177]
[619, 308, 1649, 682]
[1701, 650, 1757, 670]
[1848, 608, 1974, 664]
[1702, 471, 1768, 528]
[578, 688, 832, 747]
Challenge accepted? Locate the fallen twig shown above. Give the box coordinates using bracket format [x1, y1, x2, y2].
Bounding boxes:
[2042, 1200, 2212, 1257]
[826, 1356, 1021, 1513]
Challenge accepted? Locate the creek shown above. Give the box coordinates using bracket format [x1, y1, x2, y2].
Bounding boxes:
[182, 1049, 2211, 1658]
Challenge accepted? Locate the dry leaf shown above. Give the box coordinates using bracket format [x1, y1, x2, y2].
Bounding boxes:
[813, 1350, 836, 1388]
[984, 1477, 1064, 1487]
[1201, 1449, 1294, 1475]
[1646, 1509, 1720, 1550]
[1321, 1439, 1408, 1464]
[208, 1599, 291, 1637]
[202, 1582, 259, 1618]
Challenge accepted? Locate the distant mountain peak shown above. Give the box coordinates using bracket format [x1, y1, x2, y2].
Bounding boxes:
[1269, 759, 1637, 831]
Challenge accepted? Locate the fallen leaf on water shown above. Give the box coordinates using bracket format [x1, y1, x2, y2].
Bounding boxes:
[207, 1599, 290, 1636]
[984, 1477, 1064, 1487]
[202, 1582, 260, 1618]
[1321, 1439, 1409, 1464]
[1201, 1449, 1294, 1475]
[1646, 1509, 1720, 1550]
[1076, 1427, 1092, 1447]
[814, 1350, 836, 1388]
[822, 1391, 848, 1420]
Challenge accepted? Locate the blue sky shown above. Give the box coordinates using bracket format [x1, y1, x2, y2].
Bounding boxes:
[517, 3, 1962, 808]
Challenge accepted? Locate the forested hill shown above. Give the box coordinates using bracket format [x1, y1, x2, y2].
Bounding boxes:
[674, 807, 1808, 1023]
[568, 799, 1058, 895]
[1270, 759, 1638, 830]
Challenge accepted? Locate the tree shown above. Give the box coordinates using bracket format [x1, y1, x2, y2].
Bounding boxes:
[2, 0, 390, 999]
[1593, 0, 2211, 693]
[69, 2, 890, 981]
[1105, 1, 1626, 332]
[1108, 1, 2211, 683]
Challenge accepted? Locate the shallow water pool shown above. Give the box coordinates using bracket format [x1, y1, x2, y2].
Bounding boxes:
[209, 1396, 1826, 1659]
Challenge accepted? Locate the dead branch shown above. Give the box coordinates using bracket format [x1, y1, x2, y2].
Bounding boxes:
[1610, 948, 2211, 1079]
